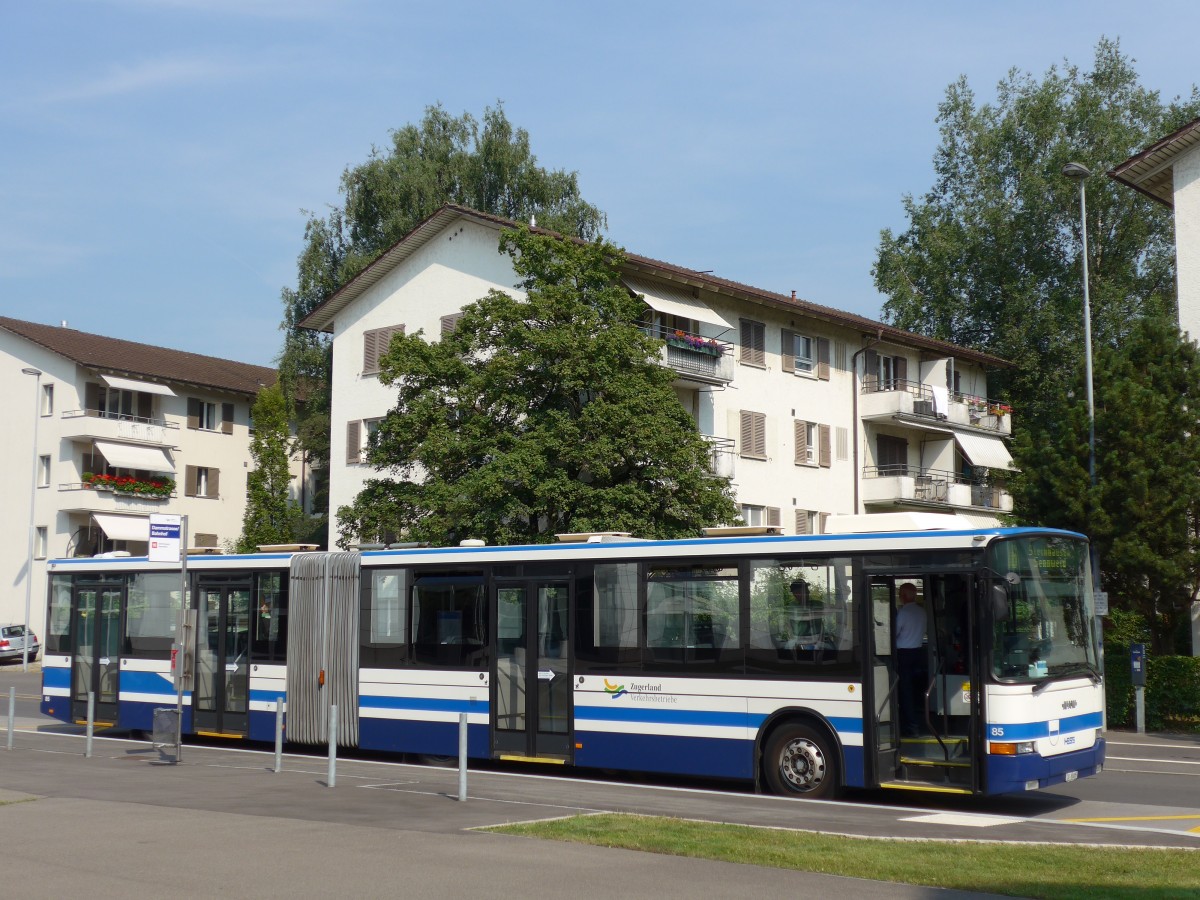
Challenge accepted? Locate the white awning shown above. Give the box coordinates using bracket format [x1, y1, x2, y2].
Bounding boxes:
[102, 374, 176, 397]
[92, 513, 150, 542]
[94, 440, 175, 474]
[622, 277, 733, 329]
[955, 432, 1015, 471]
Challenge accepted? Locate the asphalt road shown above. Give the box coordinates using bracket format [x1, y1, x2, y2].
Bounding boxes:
[4, 663, 1199, 844]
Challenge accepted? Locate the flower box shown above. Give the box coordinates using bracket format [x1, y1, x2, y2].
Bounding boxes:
[83, 472, 174, 498]
[666, 334, 723, 357]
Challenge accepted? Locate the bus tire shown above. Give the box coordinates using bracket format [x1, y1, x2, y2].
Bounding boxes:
[763, 722, 837, 799]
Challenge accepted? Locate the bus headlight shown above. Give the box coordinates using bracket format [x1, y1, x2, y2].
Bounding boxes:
[989, 741, 1035, 755]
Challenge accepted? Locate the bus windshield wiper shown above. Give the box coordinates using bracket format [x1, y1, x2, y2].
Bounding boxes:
[1033, 663, 1099, 692]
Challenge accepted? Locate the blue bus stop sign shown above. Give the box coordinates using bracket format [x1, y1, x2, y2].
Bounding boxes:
[1130, 643, 1146, 688]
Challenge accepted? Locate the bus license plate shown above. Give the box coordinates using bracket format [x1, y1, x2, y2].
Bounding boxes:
[1064, 771, 1078, 782]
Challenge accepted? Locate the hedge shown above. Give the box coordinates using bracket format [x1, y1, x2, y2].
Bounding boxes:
[1103, 645, 1200, 732]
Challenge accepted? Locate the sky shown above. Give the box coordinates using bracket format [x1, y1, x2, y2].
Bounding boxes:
[3, 1, 1199, 368]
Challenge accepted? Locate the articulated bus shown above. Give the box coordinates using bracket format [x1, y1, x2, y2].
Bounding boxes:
[40, 516, 1104, 798]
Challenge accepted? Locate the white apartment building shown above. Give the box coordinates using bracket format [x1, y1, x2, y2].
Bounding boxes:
[1, 317, 290, 638]
[1110, 116, 1200, 342]
[300, 205, 1016, 548]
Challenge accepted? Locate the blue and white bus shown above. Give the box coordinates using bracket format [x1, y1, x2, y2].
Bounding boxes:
[41, 516, 1105, 798]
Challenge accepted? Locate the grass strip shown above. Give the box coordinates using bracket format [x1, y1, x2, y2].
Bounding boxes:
[488, 813, 1200, 900]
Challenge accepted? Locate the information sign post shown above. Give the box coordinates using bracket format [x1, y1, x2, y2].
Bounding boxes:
[150, 514, 187, 761]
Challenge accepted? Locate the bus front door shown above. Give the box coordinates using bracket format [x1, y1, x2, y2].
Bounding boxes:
[192, 583, 251, 737]
[71, 582, 122, 725]
[492, 581, 571, 761]
[867, 574, 978, 793]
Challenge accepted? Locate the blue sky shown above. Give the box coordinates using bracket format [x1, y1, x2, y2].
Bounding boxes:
[3, 1, 1198, 368]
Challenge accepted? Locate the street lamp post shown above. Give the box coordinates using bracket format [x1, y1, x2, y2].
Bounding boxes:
[21, 367, 42, 672]
[1062, 162, 1097, 496]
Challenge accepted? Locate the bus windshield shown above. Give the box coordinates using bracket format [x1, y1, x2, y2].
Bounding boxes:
[988, 534, 1099, 684]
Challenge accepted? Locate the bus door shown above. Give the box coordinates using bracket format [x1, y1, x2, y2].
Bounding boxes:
[71, 580, 123, 725]
[866, 573, 978, 793]
[491, 580, 571, 761]
[193, 581, 251, 736]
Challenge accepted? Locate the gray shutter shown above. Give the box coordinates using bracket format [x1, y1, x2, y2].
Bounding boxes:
[346, 421, 361, 465]
[864, 350, 878, 392]
[819, 424, 832, 468]
[221, 403, 234, 435]
[818, 512, 830, 535]
[185, 465, 197, 497]
[781, 329, 795, 373]
[896, 355, 908, 385]
[753, 412, 766, 458]
[817, 338, 830, 381]
[740, 411, 753, 456]
[766, 507, 781, 528]
[209, 468, 220, 499]
[795, 509, 810, 535]
[440, 313, 463, 336]
[794, 419, 808, 465]
[187, 397, 200, 430]
[85, 382, 100, 416]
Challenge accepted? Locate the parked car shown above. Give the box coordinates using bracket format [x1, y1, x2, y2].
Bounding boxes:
[0, 624, 39, 663]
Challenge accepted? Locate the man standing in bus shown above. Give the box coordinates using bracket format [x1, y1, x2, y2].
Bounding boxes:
[896, 582, 927, 737]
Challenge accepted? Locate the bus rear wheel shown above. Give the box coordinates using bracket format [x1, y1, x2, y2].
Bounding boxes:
[763, 723, 837, 799]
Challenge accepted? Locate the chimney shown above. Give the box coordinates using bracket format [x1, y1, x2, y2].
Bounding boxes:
[791, 290, 796, 300]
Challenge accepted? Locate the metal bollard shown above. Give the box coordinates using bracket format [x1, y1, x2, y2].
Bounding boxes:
[86, 691, 95, 758]
[6, 686, 14, 751]
[274, 696, 285, 774]
[327, 704, 338, 787]
[458, 712, 468, 802]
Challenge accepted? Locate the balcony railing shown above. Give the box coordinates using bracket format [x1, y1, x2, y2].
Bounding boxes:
[860, 466, 1012, 512]
[61, 408, 179, 446]
[703, 434, 736, 479]
[858, 382, 1012, 435]
[643, 325, 734, 386]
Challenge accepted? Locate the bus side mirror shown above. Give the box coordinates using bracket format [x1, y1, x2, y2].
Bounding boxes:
[992, 584, 1010, 623]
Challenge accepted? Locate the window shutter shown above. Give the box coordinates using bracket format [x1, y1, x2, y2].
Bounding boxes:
[864, 350, 878, 392]
[209, 468, 220, 499]
[781, 329, 795, 373]
[441, 313, 464, 336]
[740, 411, 753, 456]
[819, 424, 832, 468]
[896, 356, 908, 384]
[795, 509, 810, 535]
[818, 512, 830, 535]
[187, 397, 200, 430]
[195, 533, 218, 548]
[740, 411, 766, 459]
[85, 383, 100, 415]
[137, 392, 153, 420]
[185, 465, 198, 497]
[794, 419, 808, 465]
[740, 319, 765, 367]
[753, 412, 766, 458]
[221, 403, 234, 435]
[363, 330, 379, 375]
[346, 421, 362, 464]
[817, 338, 830, 381]
[766, 507, 781, 528]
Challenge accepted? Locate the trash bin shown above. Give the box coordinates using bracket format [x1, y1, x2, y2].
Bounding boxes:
[152, 707, 179, 748]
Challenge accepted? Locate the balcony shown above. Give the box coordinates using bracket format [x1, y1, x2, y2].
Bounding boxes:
[859, 382, 1012, 436]
[703, 434, 736, 480]
[58, 481, 178, 513]
[860, 466, 1013, 513]
[61, 408, 179, 445]
[644, 325, 734, 387]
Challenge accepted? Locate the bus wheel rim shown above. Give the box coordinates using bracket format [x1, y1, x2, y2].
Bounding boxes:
[780, 737, 826, 791]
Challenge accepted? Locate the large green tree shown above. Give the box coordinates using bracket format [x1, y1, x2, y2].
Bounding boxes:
[872, 39, 1200, 645]
[236, 383, 303, 553]
[1013, 318, 1200, 654]
[279, 103, 607, 544]
[336, 227, 739, 547]
[874, 38, 1198, 426]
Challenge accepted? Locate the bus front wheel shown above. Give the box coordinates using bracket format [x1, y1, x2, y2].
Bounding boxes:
[763, 723, 837, 799]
